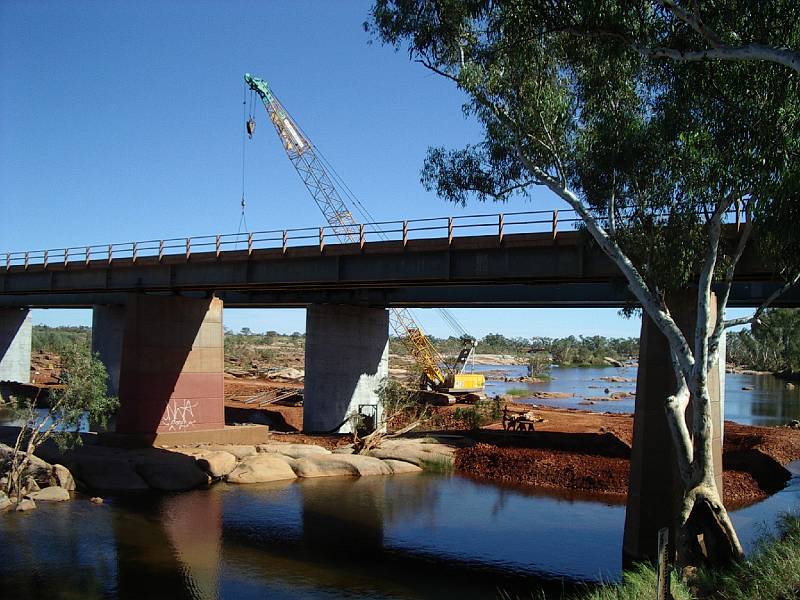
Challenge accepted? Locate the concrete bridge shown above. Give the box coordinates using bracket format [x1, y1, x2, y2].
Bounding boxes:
[0, 208, 797, 562]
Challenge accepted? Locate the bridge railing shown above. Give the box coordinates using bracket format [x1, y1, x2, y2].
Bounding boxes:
[2, 205, 748, 270]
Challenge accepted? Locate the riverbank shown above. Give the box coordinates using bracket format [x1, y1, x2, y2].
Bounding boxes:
[576, 513, 800, 600]
[452, 405, 800, 506]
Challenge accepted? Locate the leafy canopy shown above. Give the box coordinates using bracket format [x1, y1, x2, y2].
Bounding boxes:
[367, 0, 800, 295]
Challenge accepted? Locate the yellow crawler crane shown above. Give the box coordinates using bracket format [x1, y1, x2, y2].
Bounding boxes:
[245, 73, 485, 402]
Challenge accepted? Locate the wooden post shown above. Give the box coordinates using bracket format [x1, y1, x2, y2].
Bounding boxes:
[359, 223, 366, 250]
[248, 232, 254, 256]
[132, 242, 138, 263]
[215, 234, 221, 259]
[402, 220, 409, 247]
[185, 238, 191, 260]
[552, 210, 559, 239]
[84, 246, 90, 266]
[448, 217, 453, 245]
[282, 230, 288, 255]
[319, 227, 325, 253]
[43, 250, 48, 270]
[656, 527, 671, 600]
[108, 244, 113, 264]
[498, 213, 505, 244]
[24, 252, 29, 271]
[158, 240, 164, 263]
[63, 249, 69, 268]
[6, 253, 10, 271]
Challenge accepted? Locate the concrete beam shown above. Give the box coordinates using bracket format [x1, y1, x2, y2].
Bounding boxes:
[623, 291, 724, 564]
[0, 308, 31, 383]
[303, 304, 389, 433]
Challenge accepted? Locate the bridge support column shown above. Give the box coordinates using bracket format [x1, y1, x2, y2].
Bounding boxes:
[114, 294, 225, 435]
[623, 291, 724, 564]
[0, 308, 31, 383]
[303, 305, 389, 433]
[92, 305, 125, 398]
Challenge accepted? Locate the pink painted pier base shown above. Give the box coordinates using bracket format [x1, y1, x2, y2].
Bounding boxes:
[105, 294, 224, 434]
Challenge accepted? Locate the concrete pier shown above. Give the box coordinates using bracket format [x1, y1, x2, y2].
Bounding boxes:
[303, 305, 389, 433]
[92, 305, 126, 397]
[623, 292, 724, 563]
[0, 308, 31, 383]
[112, 294, 225, 435]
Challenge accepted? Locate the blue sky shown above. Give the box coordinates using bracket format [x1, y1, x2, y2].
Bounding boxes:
[0, 1, 748, 339]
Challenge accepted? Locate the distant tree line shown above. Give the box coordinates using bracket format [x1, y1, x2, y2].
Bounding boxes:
[32, 325, 91, 355]
[392, 332, 639, 367]
[727, 309, 800, 374]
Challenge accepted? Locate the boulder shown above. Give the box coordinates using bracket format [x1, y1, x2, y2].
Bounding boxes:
[257, 443, 331, 459]
[0, 491, 11, 511]
[227, 454, 297, 484]
[0, 444, 53, 484]
[15, 498, 36, 512]
[368, 443, 454, 468]
[53, 464, 76, 491]
[90, 497, 103, 504]
[193, 451, 237, 478]
[28, 486, 70, 502]
[201, 444, 258, 460]
[331, 445, 355, 455]
[135, 458, 209, 492]
[382, 459, 423, 474]
[291, 454, 392, 478]
[71, 457, 150, 493]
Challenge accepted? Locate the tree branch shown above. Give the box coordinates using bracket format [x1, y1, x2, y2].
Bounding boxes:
[708, 210, 754, 368]
[723, 272, 800, 328]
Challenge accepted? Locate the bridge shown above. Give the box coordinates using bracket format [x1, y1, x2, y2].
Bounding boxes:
[0, 209, 793, 307]
[0, 207, 796, 563]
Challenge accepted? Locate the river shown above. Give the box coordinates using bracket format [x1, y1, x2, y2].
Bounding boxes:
[1, 366, 799, 599]
[479, 365, 800, 426]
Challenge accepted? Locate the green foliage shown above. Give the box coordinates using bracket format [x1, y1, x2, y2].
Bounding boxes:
[453, 397, 501, 429]
[504, 388, 530, 397]
[568, 563, 692, 600]
[45, 344, 118, 450]
[727, 309, 800, 373]
[32, 325, 90, 356]
[4, 344, 117, 498]
[527, 351, 551, 378]
[691, 513, 800, 600]
[367, 0, 800, 298]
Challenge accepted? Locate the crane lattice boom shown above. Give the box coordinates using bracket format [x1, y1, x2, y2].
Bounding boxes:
[245, 73, 448, 387]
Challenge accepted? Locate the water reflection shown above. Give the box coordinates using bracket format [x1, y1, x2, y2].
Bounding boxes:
[1, 471, 797, 600]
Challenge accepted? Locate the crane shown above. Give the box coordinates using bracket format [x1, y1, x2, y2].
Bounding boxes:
[244, 73, 484, 401]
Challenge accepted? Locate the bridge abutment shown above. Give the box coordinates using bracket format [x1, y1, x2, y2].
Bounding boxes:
[623, 291, 724, 564]
[109, 294, 225, 435]
[303, 304, 389, 433]
[0, 308, 31, 383]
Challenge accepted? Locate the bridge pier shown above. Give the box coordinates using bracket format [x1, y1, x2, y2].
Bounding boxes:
[100, 294, 225, 435]
[623, 291, 724, 564]
[0, 308, 31, 384]
[92, 304, 126, 398]
[303, 304, 389, 433]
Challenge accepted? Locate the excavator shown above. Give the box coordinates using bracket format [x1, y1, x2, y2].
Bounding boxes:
[244, 73, 484, 404]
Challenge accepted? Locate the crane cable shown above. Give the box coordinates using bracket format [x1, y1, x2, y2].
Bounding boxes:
[237, 86, 251, 244]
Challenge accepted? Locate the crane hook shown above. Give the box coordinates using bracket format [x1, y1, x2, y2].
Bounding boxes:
[246, 117, 256, 138]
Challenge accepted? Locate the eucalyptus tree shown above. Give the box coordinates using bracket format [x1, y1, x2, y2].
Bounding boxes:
[367, 0, 799, 565]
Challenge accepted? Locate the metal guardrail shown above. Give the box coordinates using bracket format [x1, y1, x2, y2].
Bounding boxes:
[1, 205, 748, 271]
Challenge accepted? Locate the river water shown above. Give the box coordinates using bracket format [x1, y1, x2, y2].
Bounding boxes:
[479, 365, 800, 426]
[1, 366, 799, 599]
